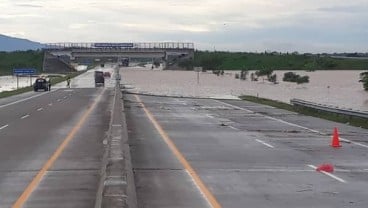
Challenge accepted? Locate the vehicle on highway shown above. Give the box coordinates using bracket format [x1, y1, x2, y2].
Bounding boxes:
[94, 71, 105, 87]
[103, 71, 111, 78]
[33, 77, 51, 91]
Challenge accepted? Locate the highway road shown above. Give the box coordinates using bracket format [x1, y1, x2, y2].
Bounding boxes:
[2, 65, 368, 207]
[125, 94, 368, 208]
[0, 68, 115, 207]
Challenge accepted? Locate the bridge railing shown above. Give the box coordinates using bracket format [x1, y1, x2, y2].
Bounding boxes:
[44, 42, 194, 50]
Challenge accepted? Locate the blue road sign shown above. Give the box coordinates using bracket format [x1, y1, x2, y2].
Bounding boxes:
[13, 68, 36, 75]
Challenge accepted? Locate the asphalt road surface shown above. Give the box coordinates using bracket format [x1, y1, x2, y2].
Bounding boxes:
[0, 69, 115, 207]
[125, 94, 368, 208]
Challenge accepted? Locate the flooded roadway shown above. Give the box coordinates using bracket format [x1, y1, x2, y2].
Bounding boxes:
[121, 69, 368, 111]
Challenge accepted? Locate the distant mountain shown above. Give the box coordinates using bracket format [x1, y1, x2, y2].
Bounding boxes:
[0, 34, 44, 51]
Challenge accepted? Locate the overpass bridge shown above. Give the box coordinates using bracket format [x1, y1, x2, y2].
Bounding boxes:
[42, 42, 195, 72]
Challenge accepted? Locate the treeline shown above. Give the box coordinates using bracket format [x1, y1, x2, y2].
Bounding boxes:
[0, 50, 43, 75]
[188, 51, 368, 71]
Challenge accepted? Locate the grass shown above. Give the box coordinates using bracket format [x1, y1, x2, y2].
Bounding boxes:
[240, 95, 368, 129]
[0, 86, 34, 98]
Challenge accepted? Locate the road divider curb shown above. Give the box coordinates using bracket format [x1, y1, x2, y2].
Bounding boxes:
[95, 86, 137, 208]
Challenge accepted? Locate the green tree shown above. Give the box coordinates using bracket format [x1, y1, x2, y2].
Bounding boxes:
[296, 76, 309, 84]
[255, 68, 273, 82]
[359, 71, 368, 90]
[200, 54, 223, 71]
[178, 59, 194, 70]
[283, 72, 309, 84]
[240, 69, 248, 80]
[0, 50, 43, 75]
[269, 74, 277, 84]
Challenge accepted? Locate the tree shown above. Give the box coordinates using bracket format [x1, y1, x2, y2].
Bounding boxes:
[240, 69, 248, 80]
[250, 73, 257, 81]
[296, 76, 309, 84]
[269, 74, 277, 84]
[283, 72, 309, 84]
[359, 71, 368, 90]
[283, 72, 299, 82]
[200, 55, 223, 71]
[255, 68, 273, 82]
[178, 59, 194, 70]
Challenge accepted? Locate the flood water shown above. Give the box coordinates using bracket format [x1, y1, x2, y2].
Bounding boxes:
[122, 69, 368, 111]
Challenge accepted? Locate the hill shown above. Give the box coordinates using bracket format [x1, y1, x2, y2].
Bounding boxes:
[0, 34, 44, 51]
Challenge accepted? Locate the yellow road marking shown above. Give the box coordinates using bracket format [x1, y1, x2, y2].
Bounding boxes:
[12, 89, 105, 208]
[134, 95, 222, 208]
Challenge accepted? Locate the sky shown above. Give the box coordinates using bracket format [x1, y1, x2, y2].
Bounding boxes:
[0, 0, 367, 53]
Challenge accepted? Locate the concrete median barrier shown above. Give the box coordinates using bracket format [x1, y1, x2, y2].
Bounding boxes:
[95, 86, 137, 208]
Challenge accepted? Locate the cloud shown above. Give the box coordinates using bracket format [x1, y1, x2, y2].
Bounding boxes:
[0, 0, 367, 52]
[14, 3, 43, 8]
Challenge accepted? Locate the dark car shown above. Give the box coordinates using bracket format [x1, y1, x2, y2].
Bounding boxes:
[33, 78, 50, 91]
[103, 71, 111, 78]
[94, 71, 105, 87]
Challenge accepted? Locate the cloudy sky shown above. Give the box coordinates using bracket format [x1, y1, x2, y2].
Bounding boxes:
[0, 0, 367, 52]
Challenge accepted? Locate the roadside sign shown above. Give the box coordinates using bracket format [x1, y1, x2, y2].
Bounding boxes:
[13, 68, 36, 89]
[13, 68, 36, 75]
[194, 67, 202, 72]
[194, 67, 202, 84]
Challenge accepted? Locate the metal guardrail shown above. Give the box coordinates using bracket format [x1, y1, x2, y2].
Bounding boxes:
[290, 98, 368, 119]
[44, 42, 194, 50]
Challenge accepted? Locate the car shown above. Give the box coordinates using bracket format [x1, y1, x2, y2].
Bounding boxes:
[94, 71, 105, 87]
[103, 72, 111, 78]
[33, 78, 51, 91]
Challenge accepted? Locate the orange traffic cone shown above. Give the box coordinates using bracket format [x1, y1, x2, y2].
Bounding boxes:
[331, 127, 341, 148]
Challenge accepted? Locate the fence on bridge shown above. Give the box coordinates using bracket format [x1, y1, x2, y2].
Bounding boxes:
[44, 42, 194, 50]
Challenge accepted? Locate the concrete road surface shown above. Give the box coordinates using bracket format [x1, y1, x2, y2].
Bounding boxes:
[125, 94, 368, 208]
[0, 68, 115, 207]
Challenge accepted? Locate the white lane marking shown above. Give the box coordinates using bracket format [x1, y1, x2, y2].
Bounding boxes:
[255, 139, 275, 148]
[206, 114, 214, 118]
[308, 165, 346, 183]
[215, 100, 321, 133]
[229, 126, 239, 130]
[340, 138, 368, 148]
[57, 99, 62, 102]
[209, 168, 314, 173]
[63, 96, 67, 99]
[215, 100, 368, 149]
[48, 103, 53, 106]
[21, 115, 30, 119]
[0, 124, 9, 130]
[0, 91, 53, 109]
[37, 108, 43, 111]
[214, 100, 254, 113]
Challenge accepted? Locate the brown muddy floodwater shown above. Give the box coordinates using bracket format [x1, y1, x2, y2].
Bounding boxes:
[122, 68, 368, 111]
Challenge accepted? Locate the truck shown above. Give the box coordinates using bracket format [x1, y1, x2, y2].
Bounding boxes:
[94, 71, 105, 87]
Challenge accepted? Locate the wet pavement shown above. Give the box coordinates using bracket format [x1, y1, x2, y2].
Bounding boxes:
[125, 93, 368, 208]
[0, 88, 112, 207]
[0, 66, 117, 207]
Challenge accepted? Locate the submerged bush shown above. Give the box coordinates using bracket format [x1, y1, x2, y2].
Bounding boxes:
[283, 72, 309, 84]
